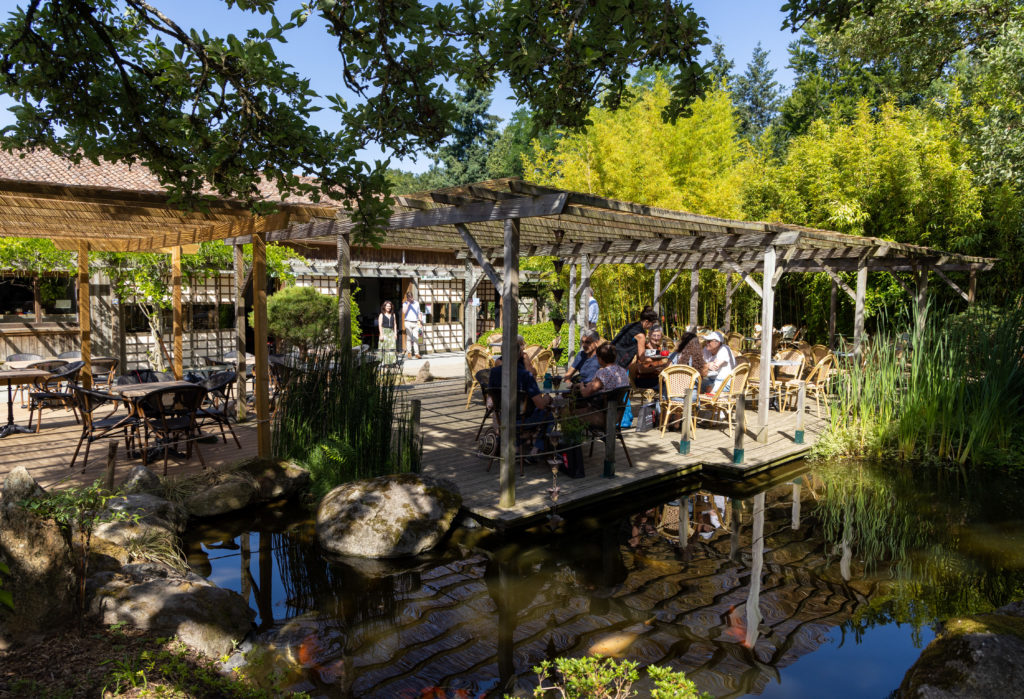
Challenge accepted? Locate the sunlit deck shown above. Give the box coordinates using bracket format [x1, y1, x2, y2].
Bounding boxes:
[412, 379, 828, 529]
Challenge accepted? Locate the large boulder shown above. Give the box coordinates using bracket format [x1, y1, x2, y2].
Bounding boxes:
[89, 563, 255, 658]
[898, 601, 1024, 698]
[184, 478, 258, 518]
[94, 493, 188, 546]
[0, 469, 76, 646]
[119, 465, 164, 497]
[237, 458, 310, 502]
[317, 474, 461, 558]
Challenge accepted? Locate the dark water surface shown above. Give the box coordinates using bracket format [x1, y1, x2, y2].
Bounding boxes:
[182, 461, 1024, 697]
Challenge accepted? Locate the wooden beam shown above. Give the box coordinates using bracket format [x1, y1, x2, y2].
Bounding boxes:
[499, 218, 521, 509]
[252, 232, 271, 458]
[771, 244, 799, 287]
[829, 279, 837, 349]
[653, 270, 661, 315]
[933, 267, 970, 303]
[821, 264, 856, 301]
[916, 267, 929, 336]
[455, 223, 503, 292]
[568, 263, 577, 360]
[171, 246, 183, 380]
[581, 254, 595, 332]
[969, 268, 977, 304]
[721, 252, 762, 297]
[77, 242, 92, 389]
[689, 268, 699, 329]
[756, 246, 776, 441]
[389, 193, 568, 233]
[652, 269, 683, 308]
[723, 275, 734, 332]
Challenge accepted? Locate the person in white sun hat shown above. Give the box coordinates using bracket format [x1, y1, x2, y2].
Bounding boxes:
[700, 330, 736, 394]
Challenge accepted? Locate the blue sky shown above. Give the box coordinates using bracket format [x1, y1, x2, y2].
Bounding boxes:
[0, 0, 799, 171]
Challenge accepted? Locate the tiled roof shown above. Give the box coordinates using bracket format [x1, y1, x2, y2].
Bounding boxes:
[0, 149, 339, 207]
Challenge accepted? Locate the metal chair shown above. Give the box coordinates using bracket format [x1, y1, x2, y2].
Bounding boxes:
[7, 353, 43, 406]
[197, 370, 242, 448]
[58, 350, 82, 359]
[135, 383, 207, 474]
[585, 386, 636, 469]
[27, 361, 84, 432]
[68, 386, 137, 471]
[91, 357, 119, 390]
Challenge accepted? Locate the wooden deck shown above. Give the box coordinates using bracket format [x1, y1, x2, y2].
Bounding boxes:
[411, 379, 828, 529]
[0, 399, 257, 492]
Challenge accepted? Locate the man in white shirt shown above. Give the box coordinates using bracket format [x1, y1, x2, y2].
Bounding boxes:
[700, 330, 735, 393]
[402, 290, 422, 358]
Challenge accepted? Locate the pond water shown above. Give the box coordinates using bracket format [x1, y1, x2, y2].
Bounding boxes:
[182, 461, 1024, 697]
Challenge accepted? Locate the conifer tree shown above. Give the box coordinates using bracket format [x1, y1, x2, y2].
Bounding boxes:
[734, 43, 782, 141]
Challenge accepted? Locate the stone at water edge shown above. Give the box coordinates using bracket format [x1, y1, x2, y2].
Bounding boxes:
[119, 465, 164, 496]
[235, 458, 311, 501]
[316, 473, 461, 559]
[93, 492, 189, 548]
[184, 478, 258, 518]
[1, 465, 45, 505]
[89, 563, 255, 659]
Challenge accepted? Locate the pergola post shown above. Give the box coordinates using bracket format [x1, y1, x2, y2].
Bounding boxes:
[916, 266, 929, 336]
[745, 491, 766, 648]
[688, 269, 699, 330]
[581, 254, 593, 334]
[567, 263, 577, 360]
[337, 231, 351, 353]
[77, 242, 93, 389]
[252, 232, 271, 458]
[233, 244, 248, 422]
[829, 278, 838, 348]
[756, 246, 776, 442]
[854, 262, 868, 358]
[723, 274, 733, 332]
[499, 217, 521, 509]
[463, 259, 478, 350]
[653, 270, 661, 316]
[968, 268, 977, 305]
[171, 245, 184, 380]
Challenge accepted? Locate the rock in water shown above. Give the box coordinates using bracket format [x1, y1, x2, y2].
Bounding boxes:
[89, 563, 255, 659]
[416, 361, 432, 382]
[316, 474, 461, 558]
[185, 478, 257, 518]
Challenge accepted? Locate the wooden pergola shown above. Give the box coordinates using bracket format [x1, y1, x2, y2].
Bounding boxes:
[0, 165, 338, 458]
[230, 178, 995, 508]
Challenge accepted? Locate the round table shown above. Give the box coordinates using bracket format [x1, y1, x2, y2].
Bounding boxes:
[0, 369, 53, 437]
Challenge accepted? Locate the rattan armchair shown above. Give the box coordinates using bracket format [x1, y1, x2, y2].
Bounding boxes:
[697, 365, 750, 439]
[658, 365, 700, 437]
[464, 347, 494, 408]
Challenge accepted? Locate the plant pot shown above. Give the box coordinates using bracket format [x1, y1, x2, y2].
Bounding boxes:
[558, 443, 585, 478]
[552, 317, 565, 334]
[551, 288, 564, 304]
[553, 259, 565, 275]
[551, 346, 565, 362]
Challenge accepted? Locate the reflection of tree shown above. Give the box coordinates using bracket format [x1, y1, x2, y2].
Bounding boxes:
[813, 460, 1024, 634]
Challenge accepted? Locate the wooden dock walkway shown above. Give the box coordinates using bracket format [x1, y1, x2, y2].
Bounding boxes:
[410, 379, 828, 529]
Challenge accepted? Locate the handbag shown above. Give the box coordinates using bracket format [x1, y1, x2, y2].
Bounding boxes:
[635, 400, 656, 433]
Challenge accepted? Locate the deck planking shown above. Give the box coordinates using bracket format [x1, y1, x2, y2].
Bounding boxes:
[409, 379, 828, 529]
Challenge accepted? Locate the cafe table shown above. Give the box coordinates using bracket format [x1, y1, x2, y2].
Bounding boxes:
[0, 368, 53, 437]
[3, 355, 116, 371]
[108, 380, 197, 400]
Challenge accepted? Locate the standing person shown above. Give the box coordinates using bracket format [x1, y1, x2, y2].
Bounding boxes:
[402, 290, 422, 359]
[586, 294, 600, 334]
[377, 300, 397, 363]
[701, 330, 736, 393]
[609, 306, 659, 368]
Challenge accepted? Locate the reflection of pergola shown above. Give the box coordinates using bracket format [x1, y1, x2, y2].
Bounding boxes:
[241, 179, 996, 507]
[0, 154, 338, 457]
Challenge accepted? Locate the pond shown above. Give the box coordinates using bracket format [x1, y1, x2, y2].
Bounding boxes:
[182, 461, 1024, 697]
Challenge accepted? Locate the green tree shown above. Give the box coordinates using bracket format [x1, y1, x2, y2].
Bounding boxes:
[421, 81, 502, 188]
[486, 108, 559, 180]
[0, 0, 712, 244]
[734, 43, 782, 141]
[261, 285, 336, 358]
[706, 39, 735, 89]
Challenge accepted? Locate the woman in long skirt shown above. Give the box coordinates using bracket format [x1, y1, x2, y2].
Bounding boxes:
[377, 300, 397, 363]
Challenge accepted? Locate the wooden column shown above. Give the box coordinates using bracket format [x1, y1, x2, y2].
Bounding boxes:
[337, 231, 351, 353]
[462, 259, 478, 350]
[854, 262, 868, 359]
[653, 270, 662, 316]
[723, 274, 733, 332]
[32, 275, 42, 324]
[567, 263, 577, 360]
[233, 244, 248, 421]
[689, 269, 699, 330]
[499, 218, 521, 509]
[828, 278, 838, 349]
[756, 246, 775, 441]
[745, 491, 765, 648]
[252, 233, 271, 458]
[581, 254, 593, 333]
[968, 268, 977, 305]
[916, 267, 929, 337]
[171, 245, 184, 380]
[77, 242, 93, 389]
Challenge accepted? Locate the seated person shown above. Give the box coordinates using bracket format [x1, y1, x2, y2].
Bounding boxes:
[562, 329, 601, 384]
[488, 334, 554, 458]
[578, 342, 630, 427]
[700, 330, 736, 393]
[635, 324, 670, 390]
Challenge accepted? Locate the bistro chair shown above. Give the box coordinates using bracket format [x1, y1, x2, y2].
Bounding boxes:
[473, 369, 497, 440]
[585, 386, 636, 469]
[197, 370, 242, 448]
[118, 368, 173, 384]
[91, 357, 119, 391]
[480, 384, 535, 476]
[658, 365, 700, 437]
[725, 331, 744, 353]
[68, 386, 137, 472]
[742, 352, 762, 401]
[7, 353, 44, 406]
[464, 346, 494, 409]
[135, 383, 208, 475]
[697, 364, 750, 439]
[58, 350, 82, 359]
[772, 349, 807, 411]
[811, 344, 830, 365]
[27, 360, 84, 432]
[803, 353, 836, 417]
[532, 348, 554, 379]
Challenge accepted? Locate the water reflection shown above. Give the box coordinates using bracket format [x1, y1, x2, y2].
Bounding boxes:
[181, 462, 1024, 698]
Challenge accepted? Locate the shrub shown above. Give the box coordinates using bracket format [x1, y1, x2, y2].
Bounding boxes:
[483, 320, 571, 365]
[533, 656, 709, 698]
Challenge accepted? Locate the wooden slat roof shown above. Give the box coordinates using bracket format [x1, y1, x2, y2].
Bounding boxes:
[0, 150, 340, 251]
[226, 178, 996, 274]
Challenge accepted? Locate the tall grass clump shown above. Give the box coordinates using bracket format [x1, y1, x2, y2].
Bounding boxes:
[273, 349, 418, 498]
[819, 303, 1024, 467]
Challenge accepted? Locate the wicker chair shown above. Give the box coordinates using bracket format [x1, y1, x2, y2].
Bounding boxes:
[772, 348, 807, 411]
[532, 348, 553, 378]
[811, 344, 830, 364]
[725, 331, 744, 353]
[742, 352, 762, 401]
[804, 353, 836, 417]
[658, 365, 700, 437]
[697, 365, 750, 439]
[464, 347, 494, 408]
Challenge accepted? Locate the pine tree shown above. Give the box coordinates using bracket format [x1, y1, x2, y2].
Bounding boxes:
[734, 43, 782, 141]
[423, 82, 502, 188]
[707, 40, 735, 89]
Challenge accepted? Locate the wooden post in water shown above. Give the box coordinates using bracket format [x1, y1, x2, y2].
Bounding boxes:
[233, 244, 248, 422]
[653, 270, 661, 315]
[968, 268, 977, 305]
[678, 388, 693, 455]
[567, 263, 577, 361]
[733, 395, 745, 464]
[791, 481, 801, 530]
[499, 218, 520, 508]
[252, 232, 271, 458]
[603, 393, 618, 478]
[854, 262, 868, 360]
[916, 266, 929, 337]
[828, 279, 837, 349]
[723, 275, 734, 332]
[688, 269, 699, 330]
[795, 380, 806, 444]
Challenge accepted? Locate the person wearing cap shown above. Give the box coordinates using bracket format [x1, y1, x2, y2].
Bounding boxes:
[701, 330, 736, 393]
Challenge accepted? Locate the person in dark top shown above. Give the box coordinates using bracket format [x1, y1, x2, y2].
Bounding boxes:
[609, 306, 659, 368]
[563, 329, 601, 384]
[488, 335, 554, 458]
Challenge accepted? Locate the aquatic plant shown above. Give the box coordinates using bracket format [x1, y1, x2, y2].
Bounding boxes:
[815, 303, 1024, 467]
[272, 349, 417, 497]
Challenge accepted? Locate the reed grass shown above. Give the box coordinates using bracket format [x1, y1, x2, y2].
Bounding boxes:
[272, 349, 417, 498]
[816, 303, 1024, 467]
